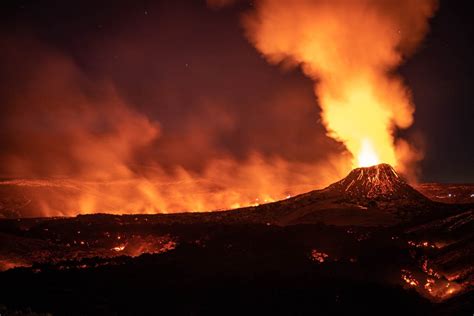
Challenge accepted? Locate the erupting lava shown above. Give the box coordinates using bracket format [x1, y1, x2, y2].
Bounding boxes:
[357, 139, 380, 167]
[243, 0, 437, 169]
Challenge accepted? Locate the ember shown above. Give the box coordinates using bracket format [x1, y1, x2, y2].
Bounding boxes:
[408, 240, 437, 249]
[401, 270, 419, 287]
[112, 245, 125, 252]
[310, 250, 329, 263]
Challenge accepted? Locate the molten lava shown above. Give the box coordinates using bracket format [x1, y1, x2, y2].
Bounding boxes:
[357, 139, 380, 167]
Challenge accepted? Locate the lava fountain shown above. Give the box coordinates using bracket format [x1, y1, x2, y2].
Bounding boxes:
[243, 0, 437, 169]
[358, 139, 380, 168]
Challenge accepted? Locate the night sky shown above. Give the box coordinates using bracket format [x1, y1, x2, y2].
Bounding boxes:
[0, 0, 473, 183]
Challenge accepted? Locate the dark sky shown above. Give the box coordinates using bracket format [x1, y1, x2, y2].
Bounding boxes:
[400, 0, 474, 182]
[0, 0, 472, 183]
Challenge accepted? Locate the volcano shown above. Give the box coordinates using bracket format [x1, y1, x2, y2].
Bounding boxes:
[155, 163, 459, 227]
[218, 163, 474, 229]
[0, 164, 458, 225]
[328, 164, 419, 200]
[326, 163, 426, 202]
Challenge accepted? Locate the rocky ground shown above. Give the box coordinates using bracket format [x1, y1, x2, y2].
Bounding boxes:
[0, 164, 472, 315]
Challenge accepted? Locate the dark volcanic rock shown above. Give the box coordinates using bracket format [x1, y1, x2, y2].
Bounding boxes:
[415, 183, 474, 204]
[265, 163, 459, 225]
[213, 164, 447, 226]
[317, 164, 473, 223]
[0, 165, 473, 315]
[326, 163, 427, 203]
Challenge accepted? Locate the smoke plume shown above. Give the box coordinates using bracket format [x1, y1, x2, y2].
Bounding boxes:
[242, 0, 437, 169]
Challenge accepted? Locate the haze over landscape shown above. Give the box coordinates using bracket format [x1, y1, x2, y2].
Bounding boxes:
[0, 0, 473, 217]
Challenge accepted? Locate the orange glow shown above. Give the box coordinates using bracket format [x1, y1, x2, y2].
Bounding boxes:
[357, 139, 380, 167]
[310, 249, 329, 263]
[243, 0, 437, 169]
[0, 1, 438, 217]
[0, 154, 349, 216]
[401, 270, 419, 287]
[401, 260, 465, 300]
[112, 245, 125, 252]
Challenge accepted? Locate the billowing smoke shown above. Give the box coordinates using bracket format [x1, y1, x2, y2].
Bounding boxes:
[0, 40, 159, 181]
[0, 1, 437, 217]
[0, 28, 349, 217]
[242, 0, 437, 170]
